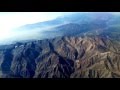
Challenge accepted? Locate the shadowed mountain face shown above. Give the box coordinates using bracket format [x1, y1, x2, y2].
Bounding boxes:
[0, 35, 120, 78]
[0, 12, 120, 78]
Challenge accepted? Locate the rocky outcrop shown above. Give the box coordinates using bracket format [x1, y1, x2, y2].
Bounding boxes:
[0, 35, 120, 78]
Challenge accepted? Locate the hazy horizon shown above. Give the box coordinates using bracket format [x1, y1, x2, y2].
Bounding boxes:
[0, 12, 119, 45]
[0, 12, 75, 44]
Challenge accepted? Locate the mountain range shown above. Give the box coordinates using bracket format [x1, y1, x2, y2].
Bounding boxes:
[0, 12, 120, 78]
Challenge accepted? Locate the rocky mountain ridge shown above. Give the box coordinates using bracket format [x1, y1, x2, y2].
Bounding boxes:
[0, 35, 120, 78]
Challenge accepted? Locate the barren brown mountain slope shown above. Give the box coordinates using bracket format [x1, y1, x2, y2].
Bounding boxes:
[0, 35, 120, 78]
